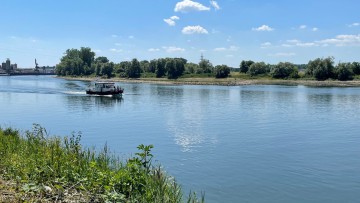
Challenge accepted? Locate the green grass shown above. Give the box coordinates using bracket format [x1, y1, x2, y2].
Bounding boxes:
[0, 124, 204, 202]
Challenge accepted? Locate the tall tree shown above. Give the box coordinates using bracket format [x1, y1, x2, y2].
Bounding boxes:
[166, 59, 177, 79]
[127, 58, 141, 78]
[79, 47, 95, 68]
[215, 65, 231, 78]
[306, 57, 335, 80]
[155, 58, 166, 77]
[239, 60, 254, 73]
[271, 62, 298, 79]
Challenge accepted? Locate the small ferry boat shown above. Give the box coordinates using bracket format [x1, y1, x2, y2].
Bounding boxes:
[86, 81, 124, 96]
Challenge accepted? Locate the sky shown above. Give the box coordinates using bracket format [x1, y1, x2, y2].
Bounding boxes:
[0, 0, 359, 68]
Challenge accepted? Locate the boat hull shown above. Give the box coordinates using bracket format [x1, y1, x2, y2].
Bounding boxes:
[86, 90, 123, 96]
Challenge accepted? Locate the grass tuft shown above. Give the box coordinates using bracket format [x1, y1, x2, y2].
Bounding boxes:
[0, 124, 204, 202]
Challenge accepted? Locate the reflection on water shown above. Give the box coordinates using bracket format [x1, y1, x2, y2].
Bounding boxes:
[66, 95, 123, 112]
[161, 86, 218, 152]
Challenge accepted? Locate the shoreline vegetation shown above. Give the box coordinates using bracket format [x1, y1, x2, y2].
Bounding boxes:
[0, 125, 204, 203]
[59, 75, 360, 87]
[54, 47, 360, 88]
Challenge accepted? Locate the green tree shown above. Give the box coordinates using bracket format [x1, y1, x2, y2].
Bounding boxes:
[117, 61, 131, 77]
[352, 62, 360, 75]
[127, 58, 141, 78]
[174, 58, 186, 77]
[248, 62, 268, 76]
[336, 62, 354, 81]
[148, 60, 157, 73]
[239, 60, 254, 73]
[306, 57, 335, 80]
[271, 62, 299, 79]
[100, 62, 114, 78]
[165, 59, 177, 79]
[79, 47, 95, 68]
[199, 58, 213, 74]
[215, 65, 231, 78]
[95, 56, 109, 64]
[140, 60, 149, 73]
[155, 58, 166, 78]
[185, 63, 199, 74]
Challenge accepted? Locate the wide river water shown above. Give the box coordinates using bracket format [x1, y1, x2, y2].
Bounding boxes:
[1, 75, 360, 203]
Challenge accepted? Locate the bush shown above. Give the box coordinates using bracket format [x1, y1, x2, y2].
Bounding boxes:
[352, 62, 360, 75]
[239, 60, 254, 73]
[247, 62, 268, 76]
[305, 57, 335, 80]
[336, 63, 354, 81]
[215, 65, 231, 78]
[271, 62, 299, 79]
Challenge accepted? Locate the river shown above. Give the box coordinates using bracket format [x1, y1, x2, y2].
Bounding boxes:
[1, 75, 360, 203]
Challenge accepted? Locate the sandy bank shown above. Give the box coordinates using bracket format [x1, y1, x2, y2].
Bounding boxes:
[57, 76, 360, 87]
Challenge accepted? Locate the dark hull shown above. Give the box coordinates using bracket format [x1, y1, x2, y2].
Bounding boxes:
[86, 90, 123, 96]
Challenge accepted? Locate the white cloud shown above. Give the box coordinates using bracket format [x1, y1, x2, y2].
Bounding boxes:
[164, 19, 176, 26]
[111, 34, 118, 38]
[110, 48, 123, 53]
[252, 25, 274, 31]
[261, 42, 272, 48]
[316, 34, 360, 46]
[348, 23, 360, 27]
[170, 16, 180, 20]
[182, 25, 208, 34]
[164, 16, 180, 26]
[299, 25, 307, 29]
[312, 27, 319, 31]
[128, 35, 134, 39]
[287, 39, 300, 43]
[162, 46, 185, 53]
[148, 48, 160, 52]
[214, 47, 227, 52]
[175, 0, 210, 12]
[210, 0, 220, 10]
[282, 39, 318, 47]
[269, 52, 296, 57]
[213, 46, 239, 52]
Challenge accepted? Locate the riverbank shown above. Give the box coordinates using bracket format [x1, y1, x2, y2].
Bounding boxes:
[0, 125, 203, 203]
[59, 76, 360, 87]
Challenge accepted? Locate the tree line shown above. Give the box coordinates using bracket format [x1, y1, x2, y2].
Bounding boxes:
[56, 47, 360, 81]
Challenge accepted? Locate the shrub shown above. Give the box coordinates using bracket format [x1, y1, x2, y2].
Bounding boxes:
[239, 60, 254, 73]
[336, 63, 354, 81]
[247, 62, 268, 76]
[305, 57, 335, 80]
[215, 65, 231, 78]
[352, 62, 360, 75]
[271, 62, 299, 79]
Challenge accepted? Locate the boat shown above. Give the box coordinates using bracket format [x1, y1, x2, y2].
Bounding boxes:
[86, 81, 124, 96]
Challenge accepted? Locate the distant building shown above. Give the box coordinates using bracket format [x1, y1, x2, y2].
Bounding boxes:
[1, 58, 18, 73]
[6, 58, 10, 70]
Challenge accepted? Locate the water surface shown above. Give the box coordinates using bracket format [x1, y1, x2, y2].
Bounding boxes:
[1, 76, 360, 203]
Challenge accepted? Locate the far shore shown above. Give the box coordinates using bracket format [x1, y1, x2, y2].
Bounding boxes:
[57, 76, 360, 87]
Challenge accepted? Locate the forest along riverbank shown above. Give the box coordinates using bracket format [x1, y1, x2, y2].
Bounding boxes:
[58, 76, 360, 87]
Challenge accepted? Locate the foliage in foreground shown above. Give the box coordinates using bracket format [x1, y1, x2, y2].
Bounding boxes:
[0, 125, 204, 203]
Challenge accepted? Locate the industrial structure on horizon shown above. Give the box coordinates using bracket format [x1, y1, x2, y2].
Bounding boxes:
[0, 58, 55, 75]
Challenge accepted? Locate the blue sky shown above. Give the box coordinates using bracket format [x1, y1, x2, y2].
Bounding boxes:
[0, 0, 359, 68]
